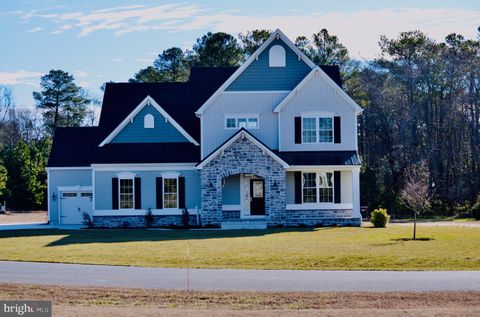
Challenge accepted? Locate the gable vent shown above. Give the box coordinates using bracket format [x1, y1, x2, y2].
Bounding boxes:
[269, 45, 286, 67]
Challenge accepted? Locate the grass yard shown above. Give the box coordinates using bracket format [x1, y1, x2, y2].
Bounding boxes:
[0, 224, 478, 270]
[1, 283, 480, 317]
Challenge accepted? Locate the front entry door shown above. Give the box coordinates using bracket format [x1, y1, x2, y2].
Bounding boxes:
[249, 179, 265, 215]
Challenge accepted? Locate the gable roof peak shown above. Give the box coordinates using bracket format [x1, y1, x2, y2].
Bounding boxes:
[98, 95, 200, 147]
[195, 28, 316, 115]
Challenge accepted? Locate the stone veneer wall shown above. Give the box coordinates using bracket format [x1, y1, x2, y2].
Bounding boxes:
[200, 135, 286, 226]
[93, 215, 198, 228]
[285, 209, 361, 226]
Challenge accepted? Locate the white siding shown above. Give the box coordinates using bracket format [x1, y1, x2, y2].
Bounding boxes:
[201, 92, 289, 158]
[279, 75, 357, 151]
[341, 170, 353, 204]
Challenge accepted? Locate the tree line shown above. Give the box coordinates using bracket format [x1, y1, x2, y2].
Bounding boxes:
[0, 28, 479, 217]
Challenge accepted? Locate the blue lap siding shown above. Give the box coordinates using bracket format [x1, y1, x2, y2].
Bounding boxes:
[222, 174, 240, 205]
[226, 40, 311, 91]
[94, 170, 201, 211]
[111, 105, 189, 143]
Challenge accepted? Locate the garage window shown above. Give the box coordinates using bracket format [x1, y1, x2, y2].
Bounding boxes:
[62, 192, 77, 198]
[119, 178, 134, 209]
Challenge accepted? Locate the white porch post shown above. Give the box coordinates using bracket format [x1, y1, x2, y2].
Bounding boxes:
[352, 168, 361, 219]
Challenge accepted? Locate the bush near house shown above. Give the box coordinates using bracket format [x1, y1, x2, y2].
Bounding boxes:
[371, 208, 390, 228]
[471, 197, 480, 220]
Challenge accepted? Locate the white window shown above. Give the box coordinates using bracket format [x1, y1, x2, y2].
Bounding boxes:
[269, 45, 286, 67]
[163, 178, 178, 209]
[302, 116, 333, 143]
[144, 114, 154, 128]
[225, 115, 259, 129]
[119, 178, 134, 209]
[302, 172, 333, 203]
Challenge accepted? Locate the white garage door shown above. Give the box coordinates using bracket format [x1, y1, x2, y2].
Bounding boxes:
[60, 191, 93, 225]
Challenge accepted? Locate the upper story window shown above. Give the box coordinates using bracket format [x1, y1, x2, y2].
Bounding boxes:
[144, 114, 154, 129]
[225, 115, 259, 129]
[302, 117, 333, 143]
[302, 172, 333, 203]
[269, 45, 286, 67]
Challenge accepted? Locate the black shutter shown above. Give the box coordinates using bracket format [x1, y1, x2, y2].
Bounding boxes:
[294, 171, 302, 204]
[156, 177, 163, 209]
[134, 177, 141, 209]
[334, 116, 341, 144]
[112, 178, 118, 209]
[294, 117, 302, 144]
[334, 171, 341, 203]
[178, 176, 186, 209]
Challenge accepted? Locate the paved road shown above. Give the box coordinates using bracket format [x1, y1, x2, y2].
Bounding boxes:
[0, 261, 479, 292]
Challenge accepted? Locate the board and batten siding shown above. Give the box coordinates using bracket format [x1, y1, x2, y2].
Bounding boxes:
[222, 174, 240, 205]
[48, 169, 92, 224]
[111, 104, 188, 143]
[285, 171, 352, 204]
[94, 170, 200, 210]
[201, 92, 288, 158]
[226, 40, 311, 91]
[279, 75, 357, 151]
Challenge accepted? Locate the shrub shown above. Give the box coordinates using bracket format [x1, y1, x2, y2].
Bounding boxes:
[82, 212, 94, 228]
[181, 208, 190, 227]
[370, 208, 390, 228]
[471, 197, 480, 220]
[144, 208, 154, 227]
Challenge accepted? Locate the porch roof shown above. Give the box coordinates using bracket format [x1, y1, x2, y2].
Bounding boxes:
[273, 150, 361, 166]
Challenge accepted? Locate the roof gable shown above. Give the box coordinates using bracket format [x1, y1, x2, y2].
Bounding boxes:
[110, 103, 189, 144]
[273, 67, 363, 114]
[196, 128, 289, 169]
[99, 96, 199, 147]
[195, 29, 316, 115]
[225, 38, 311, 91]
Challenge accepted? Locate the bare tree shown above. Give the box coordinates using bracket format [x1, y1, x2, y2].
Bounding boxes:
[399, 161, 433, 239]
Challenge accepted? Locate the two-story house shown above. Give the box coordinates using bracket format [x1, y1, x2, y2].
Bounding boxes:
[47, 29, 363, 229]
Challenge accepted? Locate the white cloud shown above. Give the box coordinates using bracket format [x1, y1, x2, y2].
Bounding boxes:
[26, 27, 43, 33]
[0, 70, 42, 86]
[176, 8, 480, 59]
[40, 3, 203, 37]
[17, 5, 480, 59]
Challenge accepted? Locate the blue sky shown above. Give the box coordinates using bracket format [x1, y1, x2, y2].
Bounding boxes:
[1, 0, 479, 110]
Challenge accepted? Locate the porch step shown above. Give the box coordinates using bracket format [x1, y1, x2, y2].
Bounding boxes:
[221, 220, 267, 230]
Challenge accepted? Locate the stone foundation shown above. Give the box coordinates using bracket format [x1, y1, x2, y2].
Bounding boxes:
[93, 215, 198, 228]
[222, 210, 241, 220]
[284, 209, 361, 227]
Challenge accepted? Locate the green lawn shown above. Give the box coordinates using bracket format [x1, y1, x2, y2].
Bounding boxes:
[0, 224, 478, 270]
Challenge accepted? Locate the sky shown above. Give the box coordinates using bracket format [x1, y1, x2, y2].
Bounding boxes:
[0, 0, 479, 110]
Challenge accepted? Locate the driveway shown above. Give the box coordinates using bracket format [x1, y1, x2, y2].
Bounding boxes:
[0, 261, 479, 292]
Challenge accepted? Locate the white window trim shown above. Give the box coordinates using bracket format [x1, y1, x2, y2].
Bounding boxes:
[301, 115, 334, 144]
[224, 114, 260, 130]
[301, 172, 334, 204]
[117, 173, 135, 210]
[162, 174, 179, 210]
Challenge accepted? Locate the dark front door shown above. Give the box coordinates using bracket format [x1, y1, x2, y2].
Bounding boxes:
[250, 179, 265, 215]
